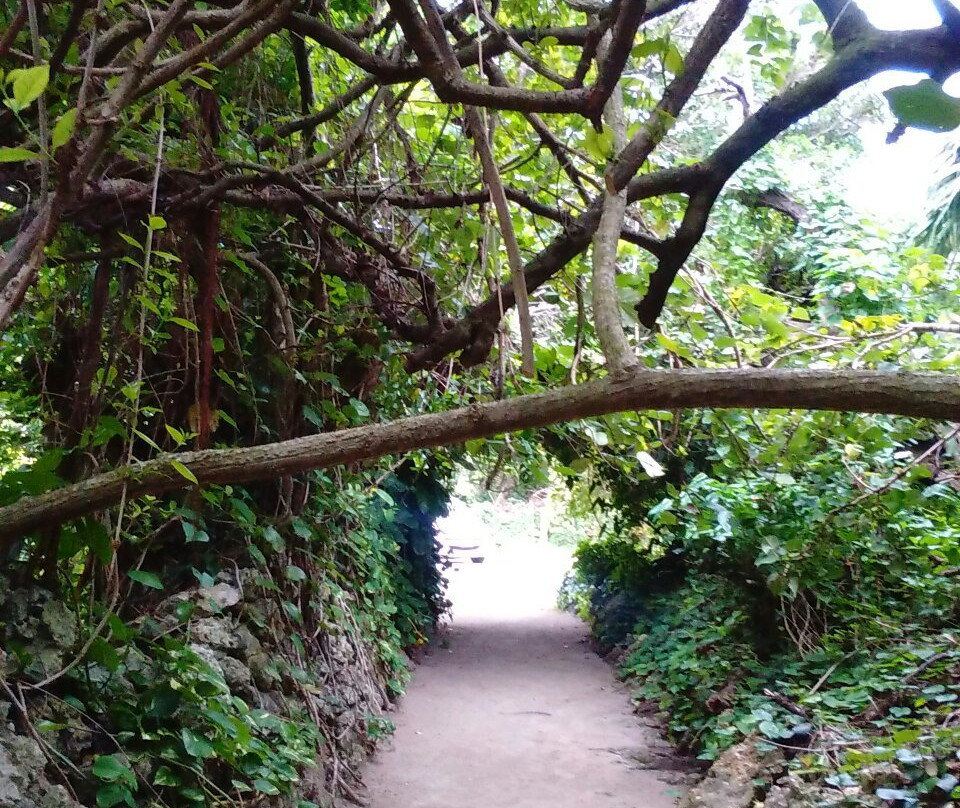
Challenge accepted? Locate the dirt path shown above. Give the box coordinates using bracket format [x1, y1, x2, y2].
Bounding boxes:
[363, 541, 683, 808]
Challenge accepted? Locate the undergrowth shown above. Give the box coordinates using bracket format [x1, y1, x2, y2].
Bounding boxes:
[0, 464, 450, 808]
[569, 427, 960, 807]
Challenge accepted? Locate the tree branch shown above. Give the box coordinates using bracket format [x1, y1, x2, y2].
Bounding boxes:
[0, 0, 195, 320]
[931, 0, 960, 35]
[811, 0, 871, 47]
[608, 0, 750, 191]
[591, 28, 637, 374]
[0, 368, 956, 542]
[416, 0, 536, 375]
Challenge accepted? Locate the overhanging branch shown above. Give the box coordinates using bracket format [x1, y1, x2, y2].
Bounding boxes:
[0, 368, 957, 542]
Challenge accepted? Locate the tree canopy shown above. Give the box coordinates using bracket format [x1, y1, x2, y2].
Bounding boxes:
[1, 0, 960, 534]
[2, 4, 960, 806]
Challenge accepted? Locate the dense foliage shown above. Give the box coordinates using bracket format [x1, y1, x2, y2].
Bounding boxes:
[0, 460, 449, 807]
[563, 164, 960, 805]
[1, 0, 959, 806]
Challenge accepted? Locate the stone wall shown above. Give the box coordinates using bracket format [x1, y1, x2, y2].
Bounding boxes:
[0, 569, 399, 808]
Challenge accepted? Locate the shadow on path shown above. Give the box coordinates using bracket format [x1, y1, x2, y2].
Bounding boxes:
[362, 541, 683, 808]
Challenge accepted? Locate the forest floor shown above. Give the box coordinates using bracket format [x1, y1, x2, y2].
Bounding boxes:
[361, 539, 686, 808]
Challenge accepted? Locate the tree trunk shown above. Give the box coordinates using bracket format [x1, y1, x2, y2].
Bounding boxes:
[0, 367, 957, 543]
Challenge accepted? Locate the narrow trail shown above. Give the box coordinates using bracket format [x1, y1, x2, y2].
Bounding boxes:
[363, 541, 683, 808]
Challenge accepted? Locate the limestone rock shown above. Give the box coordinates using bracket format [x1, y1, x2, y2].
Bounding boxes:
[678, 739, 783, 808]
[40, 600, 77, 648]
[234, 624, 263, 659]
[858, 763, 905, 792]
[249, 651, 280, 690]
[195, 583, 241, 614]
[0, 723, 83, 808]
[763, 783, 791, 808]
[763, 773, 848, 808]
[217, 655, 254, 696]
[190, 617, 241, 652]
[0, 567, 392, 808]
[188, 643, 225, 678]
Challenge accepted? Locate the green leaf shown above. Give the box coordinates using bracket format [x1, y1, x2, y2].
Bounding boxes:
[52, 108, 78, 150]
[758, 719, 783, 739]
[181, 727, 216, 759]
[350, 397, 370, 418]
[92, 755, 137, 789]
[584, 127, 615, 161]
[118, 232, 143, 250]
[632, 39, 667, 59]
[291, 517, 313, 539]
[87, 637, 121, 672]
[36, 720, 69, 732]
[148, 214, 167, 230]
[253, 778, 281, 796]
[84, 522, 113, 565]
[127, 570, 163, 590]
[96, 784, 135, 808]
[182, 521, 209, 543]
[168, 316, 199, 332]
[217, 409, 238, 428]
[373, 487, 395, 507]
[170, 459, 198, 484]
[187, 75, 215, 89]
[0, 146, 39, 162]
[152, 765, 180, 787]
[884, 79, 960, 133]
[303, 405, 323, 427]
[637, 450, 665, 478]
[262, 524, 285, 552]
[282, 600, 303, 624]
[165, 424, 186, 444]
[11, 65, 49, 109]
[285, 564, 307, 582]
[663, 43, 684, 76]
[132, 428, 161, 452]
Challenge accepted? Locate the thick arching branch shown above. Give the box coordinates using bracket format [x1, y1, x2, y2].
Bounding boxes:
[0, 368, 956, 543]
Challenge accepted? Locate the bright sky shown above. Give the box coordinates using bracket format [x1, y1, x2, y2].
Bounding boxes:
[857, 0, 943, 29]
[843, 1, 960, 226]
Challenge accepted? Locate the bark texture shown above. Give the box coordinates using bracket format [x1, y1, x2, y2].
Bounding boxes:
[0, 368, 956, 543]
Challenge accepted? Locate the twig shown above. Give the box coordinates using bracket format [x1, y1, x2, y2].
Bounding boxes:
[901, 651, 953, 684]
[0, 680, 81, 802]
[0, 2, 27, 59]
[808, 656, 847, 695]
[682, 267, 743, 367]
[763, 688, 810, 718]
[570, 275, 587, 383]
[829, 425, 960, 516]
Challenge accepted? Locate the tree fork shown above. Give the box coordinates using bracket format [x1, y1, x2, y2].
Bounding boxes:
[0, 368, 957, 543]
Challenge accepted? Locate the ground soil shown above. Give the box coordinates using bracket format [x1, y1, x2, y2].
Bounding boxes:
[362, 540, 685, 808]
